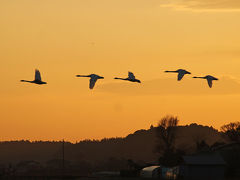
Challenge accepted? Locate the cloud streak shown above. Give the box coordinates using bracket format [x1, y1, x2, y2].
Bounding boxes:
[160, 0, 240, 11]
[98, 76, 240, 96]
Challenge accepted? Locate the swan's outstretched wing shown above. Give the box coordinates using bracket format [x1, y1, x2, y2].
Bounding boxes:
[207, 79, 213, 88]
[89, 76, 98, 89]
[128, 72, 135, 80]
[178, 72, 185, 81]
[35, 69, 41, 81]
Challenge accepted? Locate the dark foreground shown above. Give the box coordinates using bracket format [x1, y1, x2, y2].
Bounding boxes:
[1, 177, 240, 180]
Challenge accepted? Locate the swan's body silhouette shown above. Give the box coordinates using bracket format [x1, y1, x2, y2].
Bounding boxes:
[114, 72, 141, 83]
[193, 75, 218, 88]
[21, 69, 47, 85]
[76, 74, 104, 89]
[165, 69, 191, 81]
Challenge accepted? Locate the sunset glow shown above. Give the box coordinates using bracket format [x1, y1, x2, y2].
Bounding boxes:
[1, 0, 240, 142]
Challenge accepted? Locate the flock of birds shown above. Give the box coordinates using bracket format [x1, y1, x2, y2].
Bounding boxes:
[21, 69, 219, 89]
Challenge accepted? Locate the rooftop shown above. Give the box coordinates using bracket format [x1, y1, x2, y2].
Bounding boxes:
[183, 155, 226, 165]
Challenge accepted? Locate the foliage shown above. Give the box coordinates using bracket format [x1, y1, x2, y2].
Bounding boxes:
[221, 122, 240, 142]
[155, 115, 179, 153]
[155, 115, 181, 167]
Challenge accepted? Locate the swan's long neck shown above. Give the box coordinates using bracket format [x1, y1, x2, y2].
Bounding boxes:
[21, 80, 33, 83]
[165, 71, 177, 73]
[76, 75, 90, 77]
[193, 77, 205, 79]
[114, 77, 126, 80]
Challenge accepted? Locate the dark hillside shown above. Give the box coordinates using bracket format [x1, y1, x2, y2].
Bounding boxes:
[0, 124, 225, 165]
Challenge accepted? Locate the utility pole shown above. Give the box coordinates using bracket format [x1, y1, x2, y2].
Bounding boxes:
[62, 139, 65, 179]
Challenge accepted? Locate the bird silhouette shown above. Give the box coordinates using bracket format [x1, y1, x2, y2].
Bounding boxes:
[165, 69, 191, 81]
[193, 75, 218, 88]
[114, 72, 141, 83]
[76, 74, 104, 89]
[21, 69, 47, 85]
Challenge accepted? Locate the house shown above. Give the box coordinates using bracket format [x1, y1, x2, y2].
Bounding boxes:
[181, 154, 226, 180]
[161, 166, 179, 180]
[140, 166, 161, 178]
[213, 142, 240, 177]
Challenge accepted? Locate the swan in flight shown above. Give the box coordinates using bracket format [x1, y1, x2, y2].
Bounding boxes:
[76, 74, 104, 89]
[114, 72, 141, 83]
[21, 69, 47, 85]
[193, 75, 218, 88]
[164, 69, 191, 81]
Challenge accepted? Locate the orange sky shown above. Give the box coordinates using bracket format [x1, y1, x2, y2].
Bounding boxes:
[0, 0, 240, 142]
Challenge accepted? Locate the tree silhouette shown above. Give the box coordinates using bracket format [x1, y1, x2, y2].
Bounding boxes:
[196, 140, 210, 152]
[221, 122, 240, 143]
[191, 133, 210, 152]
[155, 115, 179, 153]
[155, 115, 181, 167]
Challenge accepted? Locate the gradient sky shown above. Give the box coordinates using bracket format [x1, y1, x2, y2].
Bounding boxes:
[1, 0, 240, 142]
